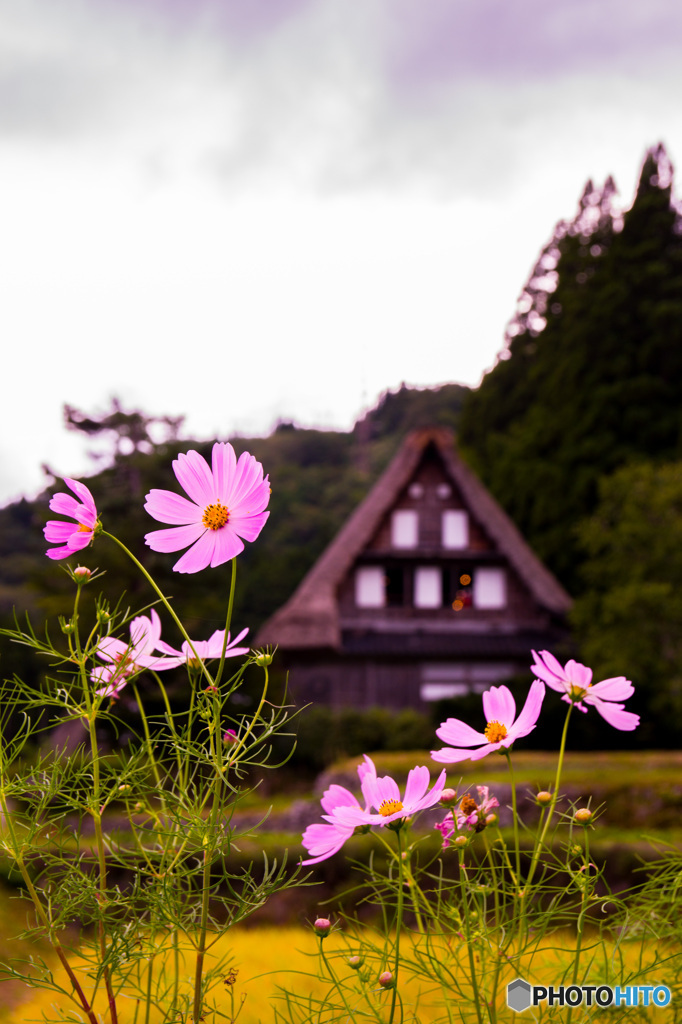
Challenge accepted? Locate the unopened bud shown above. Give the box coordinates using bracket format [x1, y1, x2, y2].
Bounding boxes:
[378, 971, 394, 988]
[574, 808, 593, 824]
[223, 728, 238, 744]
[254, 649, 273, 668]
[440, 788, 458, 807]
[348, 955, 363, 969]
[314, 917, 331, 937]
[73, 566, 91, 582]
[536, 790, 552, 806]
[485, 813, 498, 826]
[454, 835, 468, 848]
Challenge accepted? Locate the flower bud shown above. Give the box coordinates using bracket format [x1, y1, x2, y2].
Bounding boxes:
[378, 971, 394, 988]
[254, 649, 273, 668]
[348, 955, 363, 969]
[223, 728, 238, 744]
[536, 790, 552, 805]
[440, 788, 458, 807]
[485, 813, 498, 826]
[73, 566, 92, 582]
[314, 917, 331, 937]
[574, 808, 593, 824]
[454, 835, 468, 848]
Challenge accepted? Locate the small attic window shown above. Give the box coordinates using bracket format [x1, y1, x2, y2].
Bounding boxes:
[473, 567, 507, 609]
[442, 509, 469, 549]
[408, 482, 424, 499]
[414, 566, 442, 608]
[436, 483, 452, 499]
[391, 509, 419, 548]
[355, 566, 386, 608]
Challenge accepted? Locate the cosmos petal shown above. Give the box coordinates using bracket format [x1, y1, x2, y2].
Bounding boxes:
[173, 450, 215, 506]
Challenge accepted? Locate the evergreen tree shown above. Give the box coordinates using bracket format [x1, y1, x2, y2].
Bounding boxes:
[459, 144, 682, 591]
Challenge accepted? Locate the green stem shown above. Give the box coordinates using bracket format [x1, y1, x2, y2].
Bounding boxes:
[318, 939, 356, 1021]
[458, 850, 484, 1024]
[0, 784, 99, 1024]
[525, 703, 574, 892]
[226, 664, 269, 770]
[88, 715, 119, 1024]
[503, 751, 521, 889]
[567, 827, 591, 1024]
[213, 558, 237, 690]
[387, 828, 405, 1024]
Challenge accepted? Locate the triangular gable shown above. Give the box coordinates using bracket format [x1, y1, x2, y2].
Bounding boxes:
[258, 428, 571, 650]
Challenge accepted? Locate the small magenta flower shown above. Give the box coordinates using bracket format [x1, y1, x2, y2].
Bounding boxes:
[531, 650, 639, 731]
[223, 728, 238, 744]
[44, 478, 99, 560]
[92, 609, 173, 699]
[155, 627, 249, 668]
[456, 786, 499, 832]
[431, 681, 545, 764]
[144, 442, 270, 573]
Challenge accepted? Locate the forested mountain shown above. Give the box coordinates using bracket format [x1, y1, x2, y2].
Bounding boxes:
[459, 143, 682, 591]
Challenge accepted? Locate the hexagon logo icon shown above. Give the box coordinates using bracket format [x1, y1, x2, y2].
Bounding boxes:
[507, 978, 532, 1012]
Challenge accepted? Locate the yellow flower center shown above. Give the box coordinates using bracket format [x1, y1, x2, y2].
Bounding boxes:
[78, 524, 91, 533]
[379, 799, 403, 817]
[484, 721, 508, 743]
[202, 502, 230, 531]
[568, 684, 590, 701]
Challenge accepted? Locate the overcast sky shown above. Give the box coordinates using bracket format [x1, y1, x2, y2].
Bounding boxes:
[3, 0, 682, 506]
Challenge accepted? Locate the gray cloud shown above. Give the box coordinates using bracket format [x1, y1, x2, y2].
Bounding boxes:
[0, 0, 680, 201]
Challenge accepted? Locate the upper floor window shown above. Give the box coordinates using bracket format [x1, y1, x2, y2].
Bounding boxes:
[354, 566, 386, 608]
[414, 566, 442, 608]
[442, 509, 469, 549]
[473, 567, 507, 609]
[391, 509, 418, 548]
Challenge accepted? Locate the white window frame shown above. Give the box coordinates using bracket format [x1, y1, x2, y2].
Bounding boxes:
[354, 566, 385, 608]
[414, 566, 442, 608]
[391, 509, 419, 548]
[473, 567, 507, 609]
[442, 509, 469, 549]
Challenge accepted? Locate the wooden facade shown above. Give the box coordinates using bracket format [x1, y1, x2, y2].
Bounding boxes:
[257, 429, 571, 710]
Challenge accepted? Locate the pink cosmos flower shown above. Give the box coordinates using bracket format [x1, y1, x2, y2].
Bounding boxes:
[331, 764, 447, 829]
[92, 610, 173, 699]
[301, 756, 377, 865]
[44, 478, 99, 560]
[154, 626, 250, 668]
[431, 681, 545, 764]
[531, 650, 639, 731]
[144, 442, 270, 573]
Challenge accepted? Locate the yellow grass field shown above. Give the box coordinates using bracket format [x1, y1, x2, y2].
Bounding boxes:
[3, 925, 679, 1023]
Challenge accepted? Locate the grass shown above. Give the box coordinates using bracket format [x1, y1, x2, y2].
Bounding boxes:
[4, 924, 680, 1023]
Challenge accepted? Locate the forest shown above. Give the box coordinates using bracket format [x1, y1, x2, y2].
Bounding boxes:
[2, 142, 682, 752]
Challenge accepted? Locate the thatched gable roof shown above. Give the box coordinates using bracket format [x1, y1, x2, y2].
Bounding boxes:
[257, 428, 571, 650]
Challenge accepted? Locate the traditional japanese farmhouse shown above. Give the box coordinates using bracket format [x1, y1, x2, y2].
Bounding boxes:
[257, 428, 571, 710]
